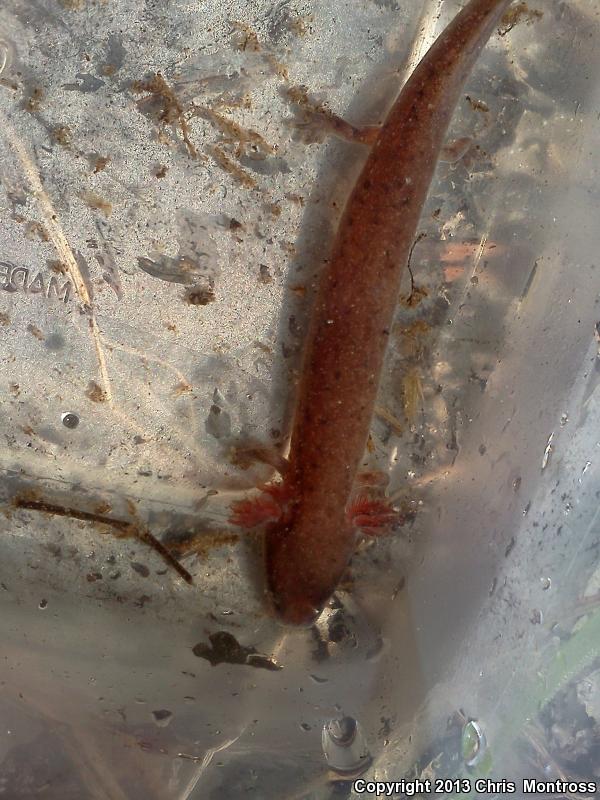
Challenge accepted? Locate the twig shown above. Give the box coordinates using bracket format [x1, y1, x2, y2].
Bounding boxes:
[15, 498, 193, 584]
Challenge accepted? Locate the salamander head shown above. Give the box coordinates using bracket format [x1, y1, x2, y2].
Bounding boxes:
[272, 593, 321, 627]
[265, 519, 352, 626]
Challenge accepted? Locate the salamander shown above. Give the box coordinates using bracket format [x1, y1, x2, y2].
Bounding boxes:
[233, 0, 514, 624]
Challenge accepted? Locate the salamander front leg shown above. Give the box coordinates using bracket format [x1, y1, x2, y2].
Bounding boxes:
[285, 85, 381, 146]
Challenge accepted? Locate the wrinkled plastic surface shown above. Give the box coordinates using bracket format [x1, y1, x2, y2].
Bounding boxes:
[1, 0, 600, 797]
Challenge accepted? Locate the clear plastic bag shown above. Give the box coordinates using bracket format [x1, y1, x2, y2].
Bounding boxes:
[1, 0, 599, 796]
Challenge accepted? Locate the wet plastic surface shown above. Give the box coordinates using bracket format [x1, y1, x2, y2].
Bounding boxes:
[2, 0, 600, 797]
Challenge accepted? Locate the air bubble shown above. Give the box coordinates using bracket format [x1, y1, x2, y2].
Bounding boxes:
[461, 720, 486, 767]
[322, 716, 371, 776]
[61, 412, 80, 429]
[0, 36, 15, 77]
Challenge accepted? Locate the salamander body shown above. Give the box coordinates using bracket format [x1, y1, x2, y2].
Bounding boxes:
[237, 0, 513, 624]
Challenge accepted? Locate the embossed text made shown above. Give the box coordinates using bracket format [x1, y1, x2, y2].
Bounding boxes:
[0, 261, 72, 304]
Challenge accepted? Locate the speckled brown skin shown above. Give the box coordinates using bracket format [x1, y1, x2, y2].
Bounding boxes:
[267, 0, 513, 625]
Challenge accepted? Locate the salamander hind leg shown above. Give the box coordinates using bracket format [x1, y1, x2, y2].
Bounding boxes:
[348, 495, 404, 537]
